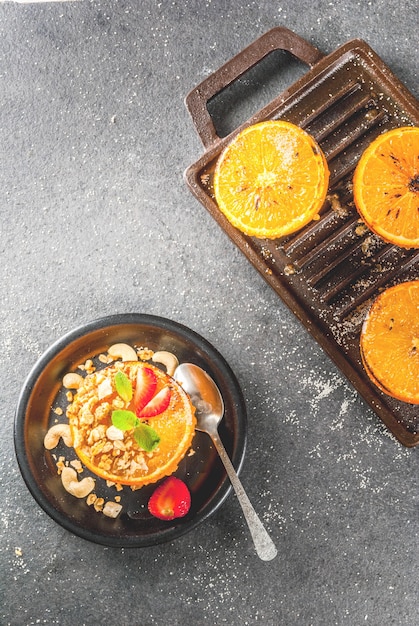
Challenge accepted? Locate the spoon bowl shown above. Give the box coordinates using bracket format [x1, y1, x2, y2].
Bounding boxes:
[174, 363, 277, 561]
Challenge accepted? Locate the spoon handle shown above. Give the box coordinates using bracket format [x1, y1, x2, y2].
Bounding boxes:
[210, 430, 277, 561]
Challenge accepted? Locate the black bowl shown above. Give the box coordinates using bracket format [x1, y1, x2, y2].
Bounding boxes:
[14, 314, 247, 547]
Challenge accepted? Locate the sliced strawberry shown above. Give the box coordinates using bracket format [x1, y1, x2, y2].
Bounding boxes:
[137, 386, 171, 418]
[148, 476, 191, 520]
[134, 366, 157, 417]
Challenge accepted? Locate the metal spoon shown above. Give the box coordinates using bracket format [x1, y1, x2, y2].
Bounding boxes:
[174, 363, 277, 561]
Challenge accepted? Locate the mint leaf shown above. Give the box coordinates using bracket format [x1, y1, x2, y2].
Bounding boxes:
[114, 371, 133, 402]
[111, 409, 138, 431]
[134, 423, 160, 452]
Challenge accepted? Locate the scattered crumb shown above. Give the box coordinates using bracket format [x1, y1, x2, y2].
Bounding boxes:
[70, 459, 83, 473]
[93, 497, 105, 512]
[330, 193, 349, 218]
[355, 223, 369, 236]
[56, 457, 66, 474]
[365, 108, 379, 121]
[84, 359, 95, 374]
[361, 236, 374, 256]
[284, 264, 296, 276]
[99, 353, 113, 364]
[137, 347, 154, 360]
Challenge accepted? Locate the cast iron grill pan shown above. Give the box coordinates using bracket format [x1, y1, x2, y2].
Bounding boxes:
[184, 27, 419, 446]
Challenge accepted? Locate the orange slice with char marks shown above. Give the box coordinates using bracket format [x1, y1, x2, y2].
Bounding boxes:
[353, 126, 419, 248]
[360, 281, 419, 403]
[213, 120, 330, 239]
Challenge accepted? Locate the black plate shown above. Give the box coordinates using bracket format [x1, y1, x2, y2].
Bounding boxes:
[14, 314, 247, 547]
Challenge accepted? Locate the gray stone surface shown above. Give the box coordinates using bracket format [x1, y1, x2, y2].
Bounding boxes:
[1, 1, 418, 625]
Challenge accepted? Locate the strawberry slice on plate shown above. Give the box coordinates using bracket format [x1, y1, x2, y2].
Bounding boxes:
[148, 476, 191, 520]
[134, 366, 157, 416]
[137, 386, 171, 418]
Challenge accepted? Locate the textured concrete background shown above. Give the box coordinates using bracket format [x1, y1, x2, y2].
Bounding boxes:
[1, 1, 418, 625]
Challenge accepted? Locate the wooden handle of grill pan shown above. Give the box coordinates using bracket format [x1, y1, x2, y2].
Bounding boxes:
[185, 26, 324, 149]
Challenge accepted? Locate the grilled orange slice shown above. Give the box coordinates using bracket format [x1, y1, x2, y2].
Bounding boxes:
[68, 362, 196, 487]
[213, 120, 329, 239]
[353, 126, 419, 248]
[360, 281, 419, 403]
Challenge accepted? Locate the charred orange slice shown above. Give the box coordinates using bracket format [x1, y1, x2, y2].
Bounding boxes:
[213, 120, 329, 239]
[67, 361, 196, 487]
[353, 126, 419, 248]
[360, 281, 419, 403]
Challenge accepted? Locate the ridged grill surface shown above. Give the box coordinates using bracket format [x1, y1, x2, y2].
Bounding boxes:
[186, 37, 419, 445]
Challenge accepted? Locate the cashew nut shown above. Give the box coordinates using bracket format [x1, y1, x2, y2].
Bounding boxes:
[61, 466, 95, 498]
[97, 377, 113, 400]
[152, 351, 179, 377]
[62, 372, 84, 390]
[106, 425, 124, 441]
[44, 424, 73, 450]
[108, 343, 138, 362]
[103, 501, 123, 518]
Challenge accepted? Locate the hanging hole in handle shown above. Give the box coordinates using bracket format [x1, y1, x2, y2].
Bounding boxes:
[206, 49, 310, 139]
